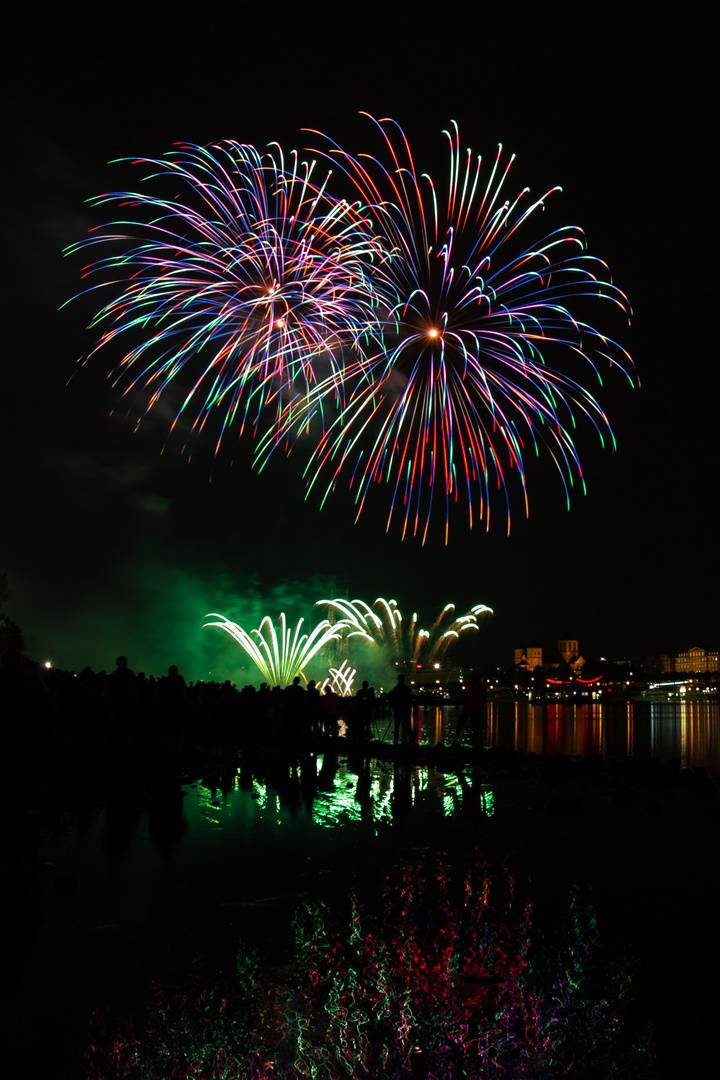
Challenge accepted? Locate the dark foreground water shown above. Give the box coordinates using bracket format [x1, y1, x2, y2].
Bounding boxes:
[5, 701, 719, 1078]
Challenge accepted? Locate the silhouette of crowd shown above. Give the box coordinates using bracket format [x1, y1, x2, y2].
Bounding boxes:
[0, 640, 420, 771]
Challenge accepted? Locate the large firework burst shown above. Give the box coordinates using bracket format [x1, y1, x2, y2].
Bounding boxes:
[64, 140, 383, 454]
[67, 120, 633, 542]
[259, 116, 633, 542]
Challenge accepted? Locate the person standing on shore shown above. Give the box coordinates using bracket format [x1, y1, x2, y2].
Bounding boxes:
[355, 680, 375, 741]
[389, 673, 414, 744]
[320, 685, 340, 737]
[455, 672, 487, 747]
[156, 664, 189, 757]
[107, 655, 139, 750]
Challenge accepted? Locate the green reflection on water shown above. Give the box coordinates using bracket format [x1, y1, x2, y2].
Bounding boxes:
[185, 754, 497, 840]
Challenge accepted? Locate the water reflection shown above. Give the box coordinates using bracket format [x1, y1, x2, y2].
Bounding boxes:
[21, 701, 718, 1078]
[416, 700, 719, 772]
[86, 852, 653, 1079]
[185, 755, 494, 833]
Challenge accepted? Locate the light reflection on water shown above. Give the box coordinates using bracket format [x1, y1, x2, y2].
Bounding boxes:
[84, 850, 653, 1079]
[20, 705, 718, 1077]
[187, 756, 491, 835]
[413, 699, 720, 773]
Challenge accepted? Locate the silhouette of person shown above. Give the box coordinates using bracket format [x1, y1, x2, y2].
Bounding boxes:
[156, 664, 189, 756]
[455, 671, 487, 747]
[355, 679, 375, 740]
[304, 679, 322, 739]
[320, 685, 340, 737]
[107, 655, 139, 748]
[389, 673, 414, 744]
[284, 675, 306, 741]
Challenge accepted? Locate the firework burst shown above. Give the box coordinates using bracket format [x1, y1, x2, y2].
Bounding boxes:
[318, 597, 492, 667]
[64, 140, 383, 454]
[260, 116, 633, 542]
[319, 659, 357, 696]
[204, 611, 347, 686]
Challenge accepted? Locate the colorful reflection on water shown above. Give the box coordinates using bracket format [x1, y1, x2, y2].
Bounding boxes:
[31, 702, 718, 1078]
[86, 846, 653, 1079]
[415, 700, 720, 773]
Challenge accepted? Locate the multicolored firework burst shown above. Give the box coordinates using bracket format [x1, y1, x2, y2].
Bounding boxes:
[64, 141, 383, 453]
[317, 597, 493, 667]
[67, 120, 633, 542]
[260, 115, 634, 542]
[204, 611, 348, 686]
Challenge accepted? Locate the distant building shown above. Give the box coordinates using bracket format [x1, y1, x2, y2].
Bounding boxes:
[515, 642, 588, 672]
[549, 640, 585, 672]
[514, 647, 542, 671]
[675, 647, 719, 673]
[558, 639, 579, 664]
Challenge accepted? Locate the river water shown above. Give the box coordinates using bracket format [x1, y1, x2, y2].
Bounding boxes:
[8, 700, 719, 1078]
[417, 698, 720, 774]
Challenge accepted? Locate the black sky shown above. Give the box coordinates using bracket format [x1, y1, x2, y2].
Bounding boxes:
[3, 4, 717, 680]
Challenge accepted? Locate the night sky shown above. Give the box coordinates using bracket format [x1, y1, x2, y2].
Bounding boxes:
[4, 6, 717, 681]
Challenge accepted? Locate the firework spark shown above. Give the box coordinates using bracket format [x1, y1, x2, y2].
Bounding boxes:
[318, 597, 493, 667]
[319, 658, 357, 696]
[204, 611, 346, 686]
[260, 116, 634, 542]
[64, 140, 383, 454]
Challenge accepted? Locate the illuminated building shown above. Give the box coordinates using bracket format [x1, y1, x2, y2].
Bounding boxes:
[516, 641, 585, 672]
[551, 639, 585, 672]
[514, 647, 543, 671]
[675, 646, 720, 673]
